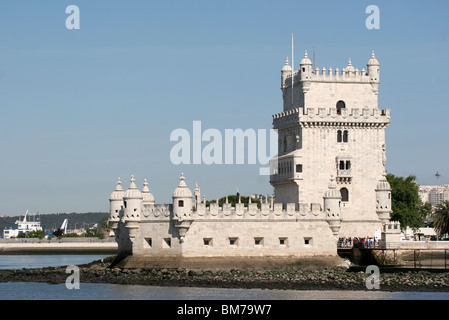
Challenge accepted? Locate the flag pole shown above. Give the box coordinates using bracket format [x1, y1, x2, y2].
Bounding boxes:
[291, 33, 294, 106]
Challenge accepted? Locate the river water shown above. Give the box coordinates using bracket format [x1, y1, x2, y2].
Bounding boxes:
[0, 255, 448, 300]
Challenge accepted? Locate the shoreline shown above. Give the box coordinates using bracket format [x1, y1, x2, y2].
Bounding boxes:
[0, 248, 117, 255]
[1, 255, 448, 292]
[0, 242, 117, 255]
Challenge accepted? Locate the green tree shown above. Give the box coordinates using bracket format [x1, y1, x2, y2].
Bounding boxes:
[206, 194, 263, 208]
[387, 174, 428, 231]
[17, 230, 46, 239]
[433, 201, 449, 238]
[63, 232, 80, 238]
[83, 227, 104, 239]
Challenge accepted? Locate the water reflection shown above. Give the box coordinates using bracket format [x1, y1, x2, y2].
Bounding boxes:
[1, 282, 448, 300]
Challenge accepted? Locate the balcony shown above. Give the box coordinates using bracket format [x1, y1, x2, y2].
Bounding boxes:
[269, 154, 302, 183]
[336, 158, 352, 183]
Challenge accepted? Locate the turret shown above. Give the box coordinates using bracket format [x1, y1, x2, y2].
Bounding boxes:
[172, 173, 193, 219]
[375, 172, 392, 225]
[367, 50, 380, 94]
[108, 178, 124, 232]
[172, 173, 194, 242]
[299, 50, 312, 81]
[299, 50, 312, 94]
[281, 57, 292, 88]
[123, 175, 143, 239]
[142, 179, 155, 205]
[324, 176, 342, 236]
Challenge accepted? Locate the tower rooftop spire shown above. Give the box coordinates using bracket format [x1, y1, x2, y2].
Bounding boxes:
[173, 173, 192, 198]
[142, 178, 155, 203]
[300, 50, 312, 65]
[124, 174, 142, 199]
[129, 175, 137, 189]
[282, 57, 292, 71]
[142, 178, 150, 192]
[368, 50, 379, 66]
[115, 178, 123, 191]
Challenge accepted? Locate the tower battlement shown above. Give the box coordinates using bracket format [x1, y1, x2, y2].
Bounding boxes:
[283, 60, 375, 88]
[137, 201, 324, 220]
[273, 107, 390, 129]
[281, 51, 380, 111]
[194, 201, 323, 219]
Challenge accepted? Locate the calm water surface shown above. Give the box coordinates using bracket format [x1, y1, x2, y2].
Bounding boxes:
[0, 254, 109, 270]
[1, 282, 449, 300]
[1, 255, 448, 300]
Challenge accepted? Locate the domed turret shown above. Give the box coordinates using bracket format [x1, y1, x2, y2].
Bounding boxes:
[172, 173, 194, 242]
[375, 173, 392, 225]
[300, 50, 312, 89]
[172, 173, 193, 220]
[324, 176, 342, 236]
[376, 175, 391, 191]
[142, 179, 155, 205]
[110, 178, 124, 201]
[124, 175, 142, 201]
[123, 175, 143, 239]
[300, 50, 312, 66]
[281, 57, 293, 88]
[173, 173, 193, 199]
[108, 178, 124, 231]
[367, 50, 380, 94]
[282, 57, 292, 72]
[324, 176, 341, 200]
[367, 50, 380, 66]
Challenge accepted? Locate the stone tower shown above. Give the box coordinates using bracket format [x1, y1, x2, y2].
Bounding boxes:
[270, 51, 391, 237]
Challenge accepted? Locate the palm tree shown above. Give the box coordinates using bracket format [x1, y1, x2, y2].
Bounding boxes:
[433, 201, 449, 239]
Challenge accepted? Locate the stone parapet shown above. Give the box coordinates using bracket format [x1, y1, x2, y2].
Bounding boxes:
[283, 68, 374, 88]
[142, 204, 172, 220]
[273, 107, 390, 128]
[139, 202, 323, 221]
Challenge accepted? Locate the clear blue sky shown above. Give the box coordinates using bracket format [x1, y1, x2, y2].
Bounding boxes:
[0, 1, 448, 215]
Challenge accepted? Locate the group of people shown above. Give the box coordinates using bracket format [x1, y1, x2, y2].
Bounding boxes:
[337, 236, 378, 248]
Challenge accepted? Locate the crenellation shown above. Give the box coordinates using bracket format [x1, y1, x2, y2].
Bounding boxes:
[135, 196, 326, 224]
[273, 107, 390, 128]
[283, 64, 372, 87]
[142, 204, 172, 219]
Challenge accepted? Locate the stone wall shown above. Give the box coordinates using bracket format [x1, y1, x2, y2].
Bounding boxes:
[126, 202, 338, 257]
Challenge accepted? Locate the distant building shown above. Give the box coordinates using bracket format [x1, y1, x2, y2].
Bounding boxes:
[419, 185, 449, 207]
[3, 211, 42, 239]
[429, 190, 449, 206]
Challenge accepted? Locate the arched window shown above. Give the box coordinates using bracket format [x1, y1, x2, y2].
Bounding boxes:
[178, 200, 184, 207]
[336, 100, 346, 115]
[345, 161, 351, 170]
[340, 188, 349, 202]
[339, 161, 345, 170]
[343, 130, 348, 142]
[337, 130, 342, 142]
